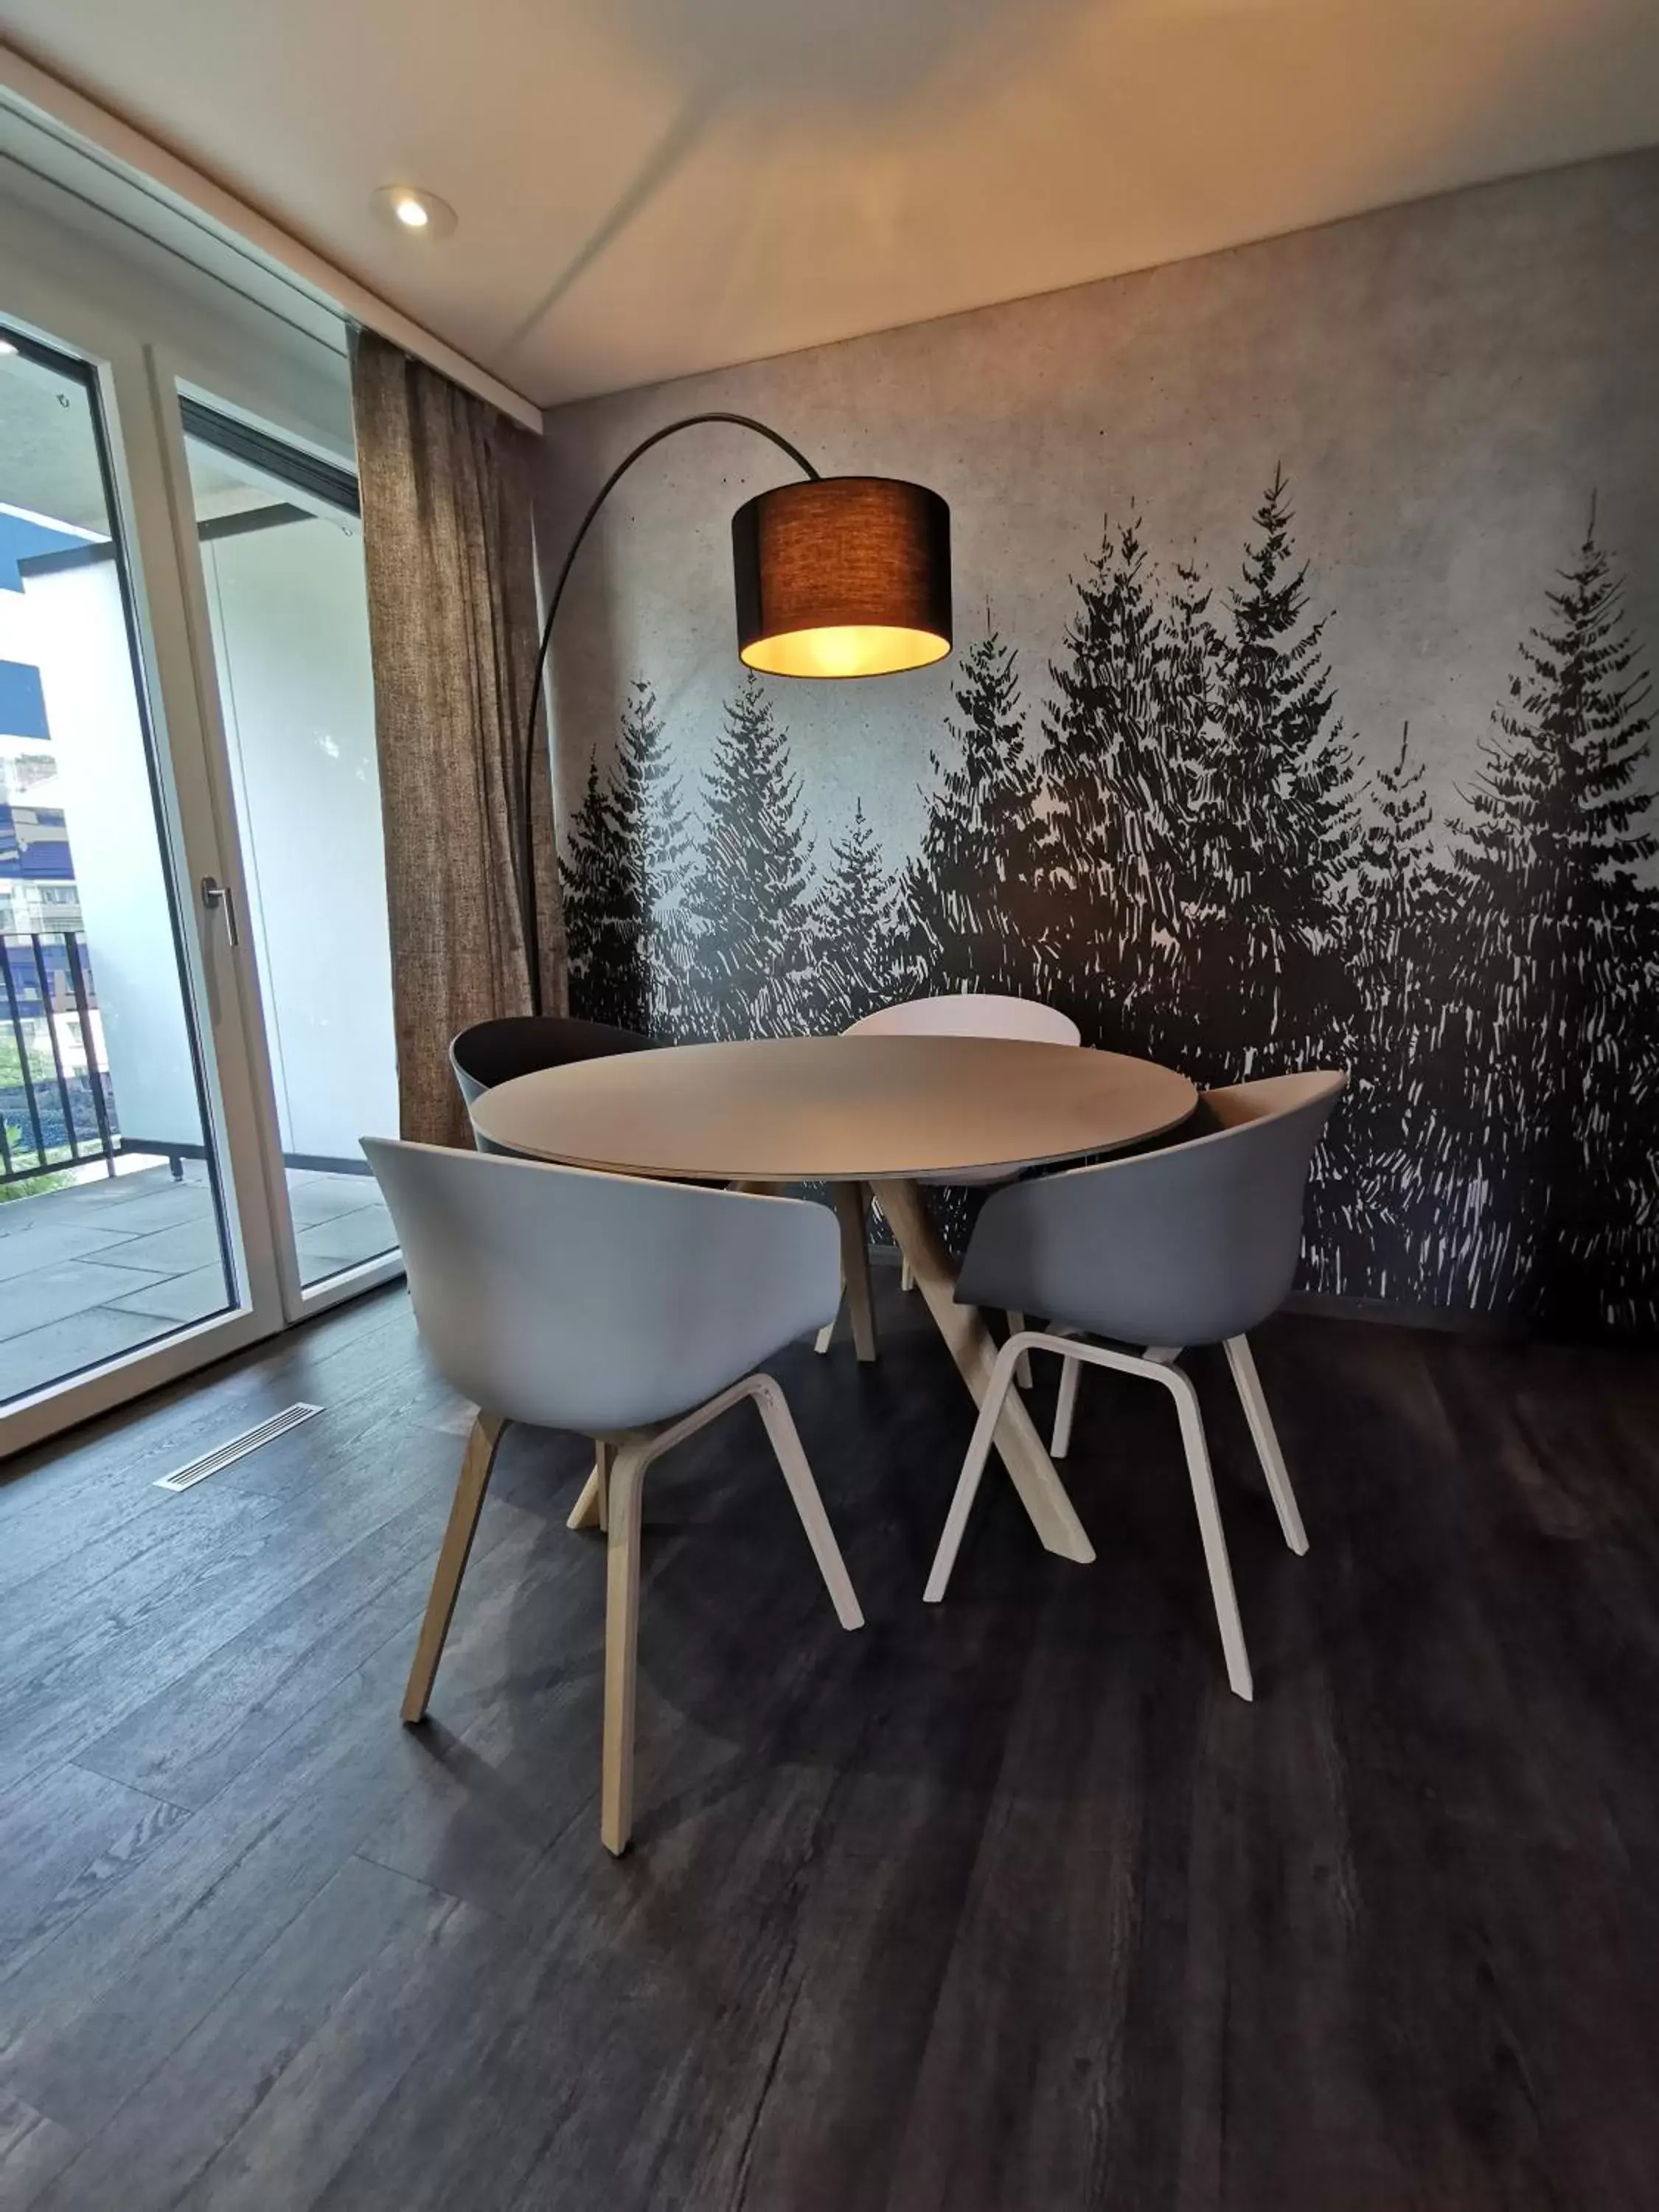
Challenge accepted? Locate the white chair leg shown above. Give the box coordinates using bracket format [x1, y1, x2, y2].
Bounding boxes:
[900, 1256, 915, 1293]
[923, 1336, 1026, 1602]
[751, 1376, 864, 1630]
[1006, 1312, 1034, 1391]
[599, 1435, 651, 1855]
[1159, 1363, 1253, 1702]
[1224, 1335, 1308, 1555]
[1051, 1353, 1081, 1458]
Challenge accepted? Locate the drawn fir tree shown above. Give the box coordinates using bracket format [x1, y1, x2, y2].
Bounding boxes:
[903, 629, 1044, 1000]
[681, 672, 816, 1040]
[812, 799, 906, 1031]
[610, 681, 691, 1036]
[560, 754, 633, 1029]
[1442, 506, 1658, 1327]
[558, 684, 689, 1036]
[1036, 513, 1183, 1048]
[1200, 466, 1360, 1071]
[1347, 725, 1439, 1295]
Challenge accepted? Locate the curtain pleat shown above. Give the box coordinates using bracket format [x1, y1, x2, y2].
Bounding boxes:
[350, 330, 566, 1147]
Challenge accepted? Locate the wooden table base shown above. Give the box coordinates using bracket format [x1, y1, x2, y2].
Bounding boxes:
[872, 1178, 1095, 1565]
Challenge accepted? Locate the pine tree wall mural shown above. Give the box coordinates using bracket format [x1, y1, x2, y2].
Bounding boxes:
[902, 628, 1044, 1001]
[561, 470, 1658, 1338]
[679, 672, 818, 1043]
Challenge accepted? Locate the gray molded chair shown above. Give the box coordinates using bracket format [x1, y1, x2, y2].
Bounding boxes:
[450, 1015, 653, 1150]
[362, 1138, 863, 1854]
[922, 1071, 1347, 1700]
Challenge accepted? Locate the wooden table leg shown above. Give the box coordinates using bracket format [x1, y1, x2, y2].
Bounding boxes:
[872, 1178, 1095, 1565]
[832, 1180, 877, 1363]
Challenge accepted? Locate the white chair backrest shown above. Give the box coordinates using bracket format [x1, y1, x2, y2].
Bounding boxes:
[363, 1139, 838, 1436]
[846, 993, 1081, 1046]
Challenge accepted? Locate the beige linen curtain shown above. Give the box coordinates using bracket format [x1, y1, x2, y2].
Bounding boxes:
[350, 330, 566, 1147]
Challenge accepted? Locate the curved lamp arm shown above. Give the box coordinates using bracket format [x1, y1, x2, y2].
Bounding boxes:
[520, 412, 820, 1012]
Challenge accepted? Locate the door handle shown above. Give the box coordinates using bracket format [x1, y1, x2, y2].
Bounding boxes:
[200, 874, 241, 950]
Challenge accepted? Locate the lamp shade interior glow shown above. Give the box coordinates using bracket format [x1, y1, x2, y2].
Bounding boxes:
[731, 476, 950, 679]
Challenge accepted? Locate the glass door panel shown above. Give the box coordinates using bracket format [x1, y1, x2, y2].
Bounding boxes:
[0, 324, 239, 1407]
[178, 404, 397, 1293]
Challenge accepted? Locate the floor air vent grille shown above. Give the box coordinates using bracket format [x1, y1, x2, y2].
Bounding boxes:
[156, 1402, 322, 1492]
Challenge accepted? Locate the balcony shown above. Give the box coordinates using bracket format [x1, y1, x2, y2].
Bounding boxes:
[1, 926, 393, 1402]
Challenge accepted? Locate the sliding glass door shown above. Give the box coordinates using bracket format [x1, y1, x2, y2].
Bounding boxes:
[2, 201, 403, 1450]
[0, 319, 277, 1437]
[175, 399, 398, 1304]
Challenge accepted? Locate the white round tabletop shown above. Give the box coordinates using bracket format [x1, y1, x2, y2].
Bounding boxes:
[468, 1034, 1197, 1183]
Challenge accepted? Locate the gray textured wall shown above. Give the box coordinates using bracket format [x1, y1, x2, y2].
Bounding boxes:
[539, 147, 1659, 867]
[536, 147, 1659, 1330]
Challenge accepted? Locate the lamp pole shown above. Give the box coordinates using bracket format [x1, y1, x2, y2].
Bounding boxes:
[519, 413, 820, 1014]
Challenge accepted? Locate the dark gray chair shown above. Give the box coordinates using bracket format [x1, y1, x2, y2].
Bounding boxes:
[450, 1014, 654, 1148]
[922, 1071, 1347, 1700]
[362, 1138, 862, 1854]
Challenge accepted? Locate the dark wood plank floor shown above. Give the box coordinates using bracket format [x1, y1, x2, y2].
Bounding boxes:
[2, 1276, 1658, 2211]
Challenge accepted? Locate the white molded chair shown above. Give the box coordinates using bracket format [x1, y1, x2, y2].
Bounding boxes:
[363, 1138, 863, 1854]
[821, 992, 1082, 1375]
[922, 1072, 1347, 1701]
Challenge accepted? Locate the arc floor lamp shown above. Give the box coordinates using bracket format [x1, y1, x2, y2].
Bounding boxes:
[520, 411, 952, 1012]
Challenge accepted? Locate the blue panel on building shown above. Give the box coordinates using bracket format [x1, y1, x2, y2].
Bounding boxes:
[0, 804, 73, 880]
[1, 509, 92, 593]
[0, 658, 50, 740]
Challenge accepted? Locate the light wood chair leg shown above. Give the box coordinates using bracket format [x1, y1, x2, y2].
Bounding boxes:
[402, 1411, 506, 1723]
[1006, 1312, 1034, 1391]
[751, 1377, 864, 1629]
[831, 1180, 877, 1363]
[1163, 1363, 1253, 1701]
[1224, 1335, 1308, 1555]
[1051, 1352, 1081, 1458]
[599, 1435, 652, 1856]
[566, 1439, 611, 1531]
[900, 1256, 915, 1293]
[923, 1336, 1023, 1601]
[815, 1285, 841, 1357]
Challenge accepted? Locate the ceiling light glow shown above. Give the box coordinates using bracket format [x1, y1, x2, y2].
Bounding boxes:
[371, 184, 458, 240]
[0, 338, 18, 357]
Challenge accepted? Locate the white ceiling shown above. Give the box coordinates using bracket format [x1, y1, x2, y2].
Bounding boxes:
[4, 0, 1659, 409]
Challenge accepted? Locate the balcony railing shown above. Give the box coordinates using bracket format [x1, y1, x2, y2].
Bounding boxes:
[0, 929, 118, 1189]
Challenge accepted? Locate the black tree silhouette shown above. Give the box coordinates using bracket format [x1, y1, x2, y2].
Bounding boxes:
[560, 754, 634, 1029]
[1343, 724, 1440, 1297]
[1036, 513, 1180, 1048]
[812, 798, 906, 1031]
[1202, 467, 1360, 1069]
[560, 684, 690, 1035]
[1441, 508, 1658, 1325]
[681, 672, 816, 1040]
[904, 629, 1044, 1001]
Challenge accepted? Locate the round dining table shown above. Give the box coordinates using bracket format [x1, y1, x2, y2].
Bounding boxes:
[470, 1034, 1197, 1567]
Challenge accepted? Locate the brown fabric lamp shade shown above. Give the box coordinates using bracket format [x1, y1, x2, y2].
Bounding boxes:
[731, 476, 952, 678]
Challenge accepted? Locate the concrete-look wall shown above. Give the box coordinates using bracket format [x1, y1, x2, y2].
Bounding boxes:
[538, 149, 1659, 1335]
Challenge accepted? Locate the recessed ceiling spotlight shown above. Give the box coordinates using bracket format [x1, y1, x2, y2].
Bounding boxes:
[371, 184, 457, 240]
